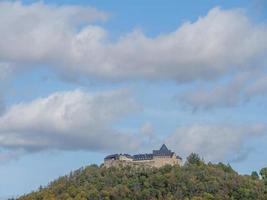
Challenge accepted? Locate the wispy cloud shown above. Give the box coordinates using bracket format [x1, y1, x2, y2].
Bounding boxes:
[166, 123, 267, 162]
[178, 72, 267, 110]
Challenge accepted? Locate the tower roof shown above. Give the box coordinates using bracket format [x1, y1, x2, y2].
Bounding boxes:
[153, 144, 172, 156]
[160, 144, 169, 151]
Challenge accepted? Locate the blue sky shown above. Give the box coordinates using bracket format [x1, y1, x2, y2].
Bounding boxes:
[0, 0, 267, 198]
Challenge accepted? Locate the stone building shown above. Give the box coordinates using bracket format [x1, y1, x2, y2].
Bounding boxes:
[104, 144, 182, 168]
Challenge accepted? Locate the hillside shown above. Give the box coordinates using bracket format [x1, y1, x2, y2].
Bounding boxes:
[18, 154, 267, 200]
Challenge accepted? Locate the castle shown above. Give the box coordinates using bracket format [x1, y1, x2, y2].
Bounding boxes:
[104, 144, 182, 168]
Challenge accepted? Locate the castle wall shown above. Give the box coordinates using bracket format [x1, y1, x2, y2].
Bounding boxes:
[131, 159, 155, 167]
[104, 156, 181, 168]
[153, 156, 180, 168]
[104, 159, 132, 168]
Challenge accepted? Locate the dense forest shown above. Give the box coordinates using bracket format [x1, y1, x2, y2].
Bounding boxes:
[18, 154, 267, 200]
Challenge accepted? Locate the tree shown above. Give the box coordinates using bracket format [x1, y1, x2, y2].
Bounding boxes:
[186, 153, 204, 166]
[251, 171, 259, 180]
[260, 167, 267, 183]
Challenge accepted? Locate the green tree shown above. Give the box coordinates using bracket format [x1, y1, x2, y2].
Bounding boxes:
[251, 171, 259, 180]
[260, 168, 267, 179]
[186, 153, 204, 166]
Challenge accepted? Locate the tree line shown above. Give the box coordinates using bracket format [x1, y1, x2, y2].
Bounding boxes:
[17, 153, 267, 200]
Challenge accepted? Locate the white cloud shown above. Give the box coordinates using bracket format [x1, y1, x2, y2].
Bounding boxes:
[56, 7, 267, 81]
[0, 89, 141, 155]
[166, 123, 266, 162]
[0, 3, 266, 82]
[0, 1, 107, 67]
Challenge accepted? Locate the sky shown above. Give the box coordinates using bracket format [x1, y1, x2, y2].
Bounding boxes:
[0, 0, 267, 198]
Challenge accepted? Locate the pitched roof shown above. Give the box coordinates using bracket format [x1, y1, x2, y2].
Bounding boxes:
[160, 144, 169, 151]
[153, 144, 172, 156]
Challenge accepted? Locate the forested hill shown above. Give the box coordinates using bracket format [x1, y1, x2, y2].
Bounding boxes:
[18, 154, 267, 200]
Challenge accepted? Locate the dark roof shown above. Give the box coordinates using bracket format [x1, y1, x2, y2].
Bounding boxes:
[104, 144, 182, 161]
[133, 153, 153, 160]
[160, 144, 169, 151]
[104, 154, 132, 160]
[176, 155, 182, 160]
[104, 154, 119, 160]
[153, 144, 172, 156]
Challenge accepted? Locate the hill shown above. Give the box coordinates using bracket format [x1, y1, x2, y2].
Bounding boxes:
[18, 154, 267, 200]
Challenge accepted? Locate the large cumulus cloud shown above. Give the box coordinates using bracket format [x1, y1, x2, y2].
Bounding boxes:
[0, 89, 141, 157]
[0, 2, 266, 82]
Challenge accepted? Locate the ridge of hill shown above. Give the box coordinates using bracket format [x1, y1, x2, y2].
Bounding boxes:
[18, 154, 267, 200]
